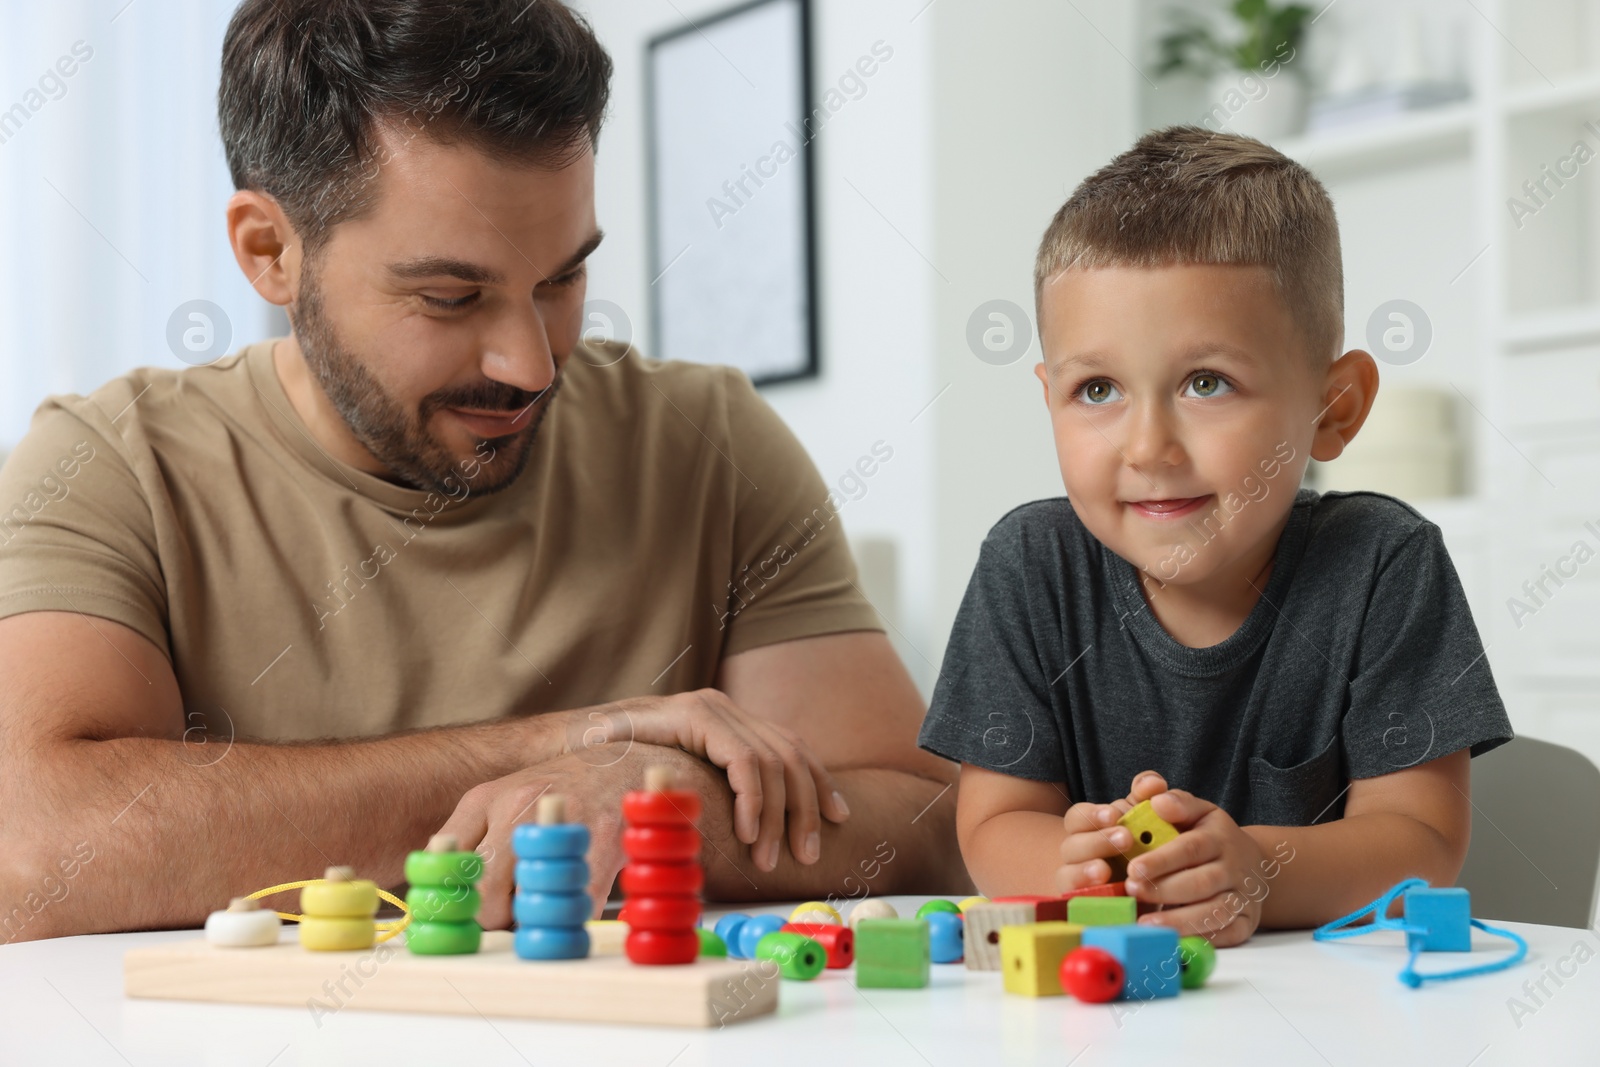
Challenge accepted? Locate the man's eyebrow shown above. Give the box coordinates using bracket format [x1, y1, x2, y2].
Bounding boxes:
[384, 229, 605, 286]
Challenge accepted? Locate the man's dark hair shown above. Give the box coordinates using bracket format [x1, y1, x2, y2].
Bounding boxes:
[219, 0, 611, 254]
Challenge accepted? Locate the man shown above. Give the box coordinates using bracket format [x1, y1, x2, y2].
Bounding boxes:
[0, 0, 963, 942]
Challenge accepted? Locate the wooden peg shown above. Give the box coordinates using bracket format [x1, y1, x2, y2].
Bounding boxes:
[537, 794, 567, 825]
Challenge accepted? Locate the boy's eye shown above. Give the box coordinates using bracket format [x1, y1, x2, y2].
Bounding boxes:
[1184, 372, 1234, 399]
[1076, 379, 1122, 405]
[422, 292, 480, 311]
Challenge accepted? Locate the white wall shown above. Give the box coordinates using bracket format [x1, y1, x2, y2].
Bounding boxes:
[579, 0, 1138, 692]
[575, 0, 942, 688]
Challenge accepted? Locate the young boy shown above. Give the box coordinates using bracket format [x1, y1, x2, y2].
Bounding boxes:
[918, 126, 1513, 946]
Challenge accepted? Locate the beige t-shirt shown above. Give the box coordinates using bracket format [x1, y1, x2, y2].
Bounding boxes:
[0, 338, 880, 741]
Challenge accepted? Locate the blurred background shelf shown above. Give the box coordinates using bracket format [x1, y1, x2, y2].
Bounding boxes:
[1273, 101, 1474, 178]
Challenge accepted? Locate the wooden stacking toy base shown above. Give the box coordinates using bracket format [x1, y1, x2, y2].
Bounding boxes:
[124, 930, 778, 1028]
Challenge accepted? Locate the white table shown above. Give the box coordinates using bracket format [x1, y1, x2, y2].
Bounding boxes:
[2, 896, 1596, 1066]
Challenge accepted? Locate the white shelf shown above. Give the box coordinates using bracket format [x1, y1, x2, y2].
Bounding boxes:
[1504, 70, 1600, 118]
[1502, 305, 1600, 352]
[1272, 102, 1476, 178]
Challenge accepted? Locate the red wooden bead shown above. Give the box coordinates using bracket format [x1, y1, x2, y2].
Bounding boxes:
[781, 922, 854, 969]
[624, 894, 701, 932]
[622, 825, 701, 863]
[622, 790, 703, 827]
[619, 861, 704, 897]
[992, 895, 1067, 922]
[626, 928, 700, 965]
[1060, 946, 1125, 1003]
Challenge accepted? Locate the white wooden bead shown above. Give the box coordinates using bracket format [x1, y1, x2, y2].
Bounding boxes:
[205, 900, 282, 947]
[848, 898, 899, 929]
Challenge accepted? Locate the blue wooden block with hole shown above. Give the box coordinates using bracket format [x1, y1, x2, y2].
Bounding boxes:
[1403, 887, 1472, 952]
[1082, 925, 1180, 1000]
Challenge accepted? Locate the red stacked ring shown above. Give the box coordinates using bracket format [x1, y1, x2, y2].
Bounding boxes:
[621, 782, 703, 966]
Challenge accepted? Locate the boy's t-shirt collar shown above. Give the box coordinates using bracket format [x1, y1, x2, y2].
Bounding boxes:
[1102, 488, 1318, 678]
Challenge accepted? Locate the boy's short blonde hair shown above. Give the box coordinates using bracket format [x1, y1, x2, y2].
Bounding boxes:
[1034, 125, 1343, 366]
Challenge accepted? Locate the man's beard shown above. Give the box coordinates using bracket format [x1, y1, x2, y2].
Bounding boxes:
[289, 262, 559, 497]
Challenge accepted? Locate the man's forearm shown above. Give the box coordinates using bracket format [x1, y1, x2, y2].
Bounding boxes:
[3, 715, 569, 941]
[658, 753, 972, 903]
[1244, 814, 1460, 930]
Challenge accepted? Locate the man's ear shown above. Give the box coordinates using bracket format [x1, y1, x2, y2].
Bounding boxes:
[226, 190, 301, 307]
[1310, 349, 1380, 462]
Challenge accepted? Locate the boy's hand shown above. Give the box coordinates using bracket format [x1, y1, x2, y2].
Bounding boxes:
[1054, 770, 1169, 891]
[1127, 788, 1268, 947]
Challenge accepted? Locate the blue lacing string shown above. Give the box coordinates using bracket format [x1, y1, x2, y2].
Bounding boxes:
[1313, 877, 1528, 988]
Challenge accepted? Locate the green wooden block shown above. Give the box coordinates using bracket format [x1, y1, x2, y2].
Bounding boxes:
[855, 918, 930, 988]
[1067, 895, 1137, 927]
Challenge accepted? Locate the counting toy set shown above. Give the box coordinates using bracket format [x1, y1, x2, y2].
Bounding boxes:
[122, 786, 1525, 1029]
[123, 765, 778, 1027]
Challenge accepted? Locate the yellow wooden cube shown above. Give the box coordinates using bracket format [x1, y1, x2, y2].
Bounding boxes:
[1109, 799, 1179, 879]
[1000, 921, 1084, 996]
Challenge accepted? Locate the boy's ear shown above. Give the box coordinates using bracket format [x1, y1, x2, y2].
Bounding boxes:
[1309, 349, 1380, 462]
[1033, 361, 1050, 406]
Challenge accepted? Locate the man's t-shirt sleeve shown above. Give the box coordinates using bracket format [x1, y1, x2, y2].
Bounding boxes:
[1343, 521, 1513, 778]
[0, 393, 170, 655]
[918, 516, 1066, 782]
[716, 369, 882, 657]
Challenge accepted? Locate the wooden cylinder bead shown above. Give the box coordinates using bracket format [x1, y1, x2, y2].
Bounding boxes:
[301, 876, 379, 919]
[755, 931, 826, 980]
[621, 825, 701, 863]
[585, 919, 627, 956]
[621, 790, 703, 827]
[625, 928, 699, 965]
[645, 765, 676, 792]
[621, 894, 702, 932]
[513, 891, 592, 928]
[405, 919, 482, 956]
[618, 861, 704, 897]
[510, 821, 590, 861]
[515, 925, 591, 960]
[514, 858, 589, 894]
[298, 915, 375, 952]
[781, 922, 854, 968]
[405, 886, 482, 924]
[204, 899, 281, 948]
[404, 848, 484, 889]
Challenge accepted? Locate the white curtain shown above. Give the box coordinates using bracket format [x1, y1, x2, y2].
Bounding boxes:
[0, 0, 279, 454]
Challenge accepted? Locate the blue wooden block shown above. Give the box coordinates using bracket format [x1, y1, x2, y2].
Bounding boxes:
[736, 914, 788, 960]
[1082, 925, 1181, 1000]
[926, 911, 964, 963]
[1403, 887, 1472, 952]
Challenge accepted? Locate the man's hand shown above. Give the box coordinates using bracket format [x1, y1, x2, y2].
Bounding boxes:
[438, 752, 637, 929]
[554, 688, 851, 872]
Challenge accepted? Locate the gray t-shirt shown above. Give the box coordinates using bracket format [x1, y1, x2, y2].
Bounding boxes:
[918, 488, 1513, 827]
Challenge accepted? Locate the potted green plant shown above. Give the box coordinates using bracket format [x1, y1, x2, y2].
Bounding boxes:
[1155, 0, 1314, 141]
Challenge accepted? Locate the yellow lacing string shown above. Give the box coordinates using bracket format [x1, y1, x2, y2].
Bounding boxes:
[244, 880, 413, 943]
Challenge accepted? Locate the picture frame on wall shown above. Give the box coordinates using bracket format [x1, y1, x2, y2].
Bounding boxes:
[646, 0, 819, 386]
